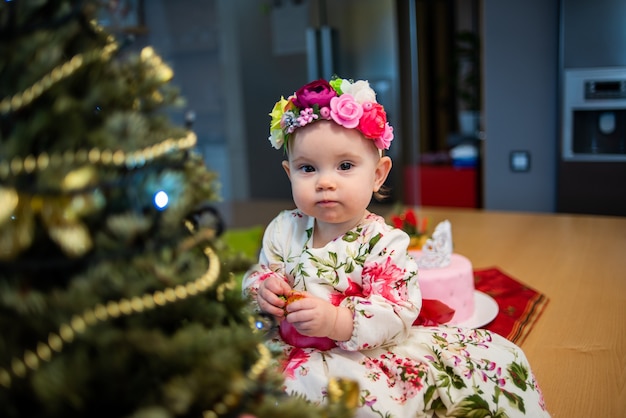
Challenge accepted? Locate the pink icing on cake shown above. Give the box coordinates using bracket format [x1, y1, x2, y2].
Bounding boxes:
[410, 251, 475, 324]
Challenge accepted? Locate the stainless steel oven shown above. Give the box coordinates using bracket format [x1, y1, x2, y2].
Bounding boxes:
[562, 67, 626, 161]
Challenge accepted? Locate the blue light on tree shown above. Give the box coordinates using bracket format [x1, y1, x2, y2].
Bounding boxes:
[153, 190, 169, 210]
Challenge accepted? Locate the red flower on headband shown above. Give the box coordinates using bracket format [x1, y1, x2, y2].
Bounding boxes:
[293, 79, 337, 109]
[358, 102, 387, 139]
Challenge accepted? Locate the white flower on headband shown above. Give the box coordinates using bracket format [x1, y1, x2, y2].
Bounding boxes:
[340, 79, 377, 104]
[268, 76, 394, 151]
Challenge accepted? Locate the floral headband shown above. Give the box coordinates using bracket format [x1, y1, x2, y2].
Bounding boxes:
[268, 77, 394, 151]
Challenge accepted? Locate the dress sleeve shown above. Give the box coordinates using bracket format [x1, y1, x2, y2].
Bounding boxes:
[337, 225, 421, 351]
[241, 212, 291, 310]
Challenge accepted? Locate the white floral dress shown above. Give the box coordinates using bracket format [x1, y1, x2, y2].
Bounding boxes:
[243, 210, 550, 418]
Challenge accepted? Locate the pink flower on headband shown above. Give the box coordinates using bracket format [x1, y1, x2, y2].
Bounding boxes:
[330, 94, 363, 129]
[293, 79, 336, 109]
[374, 123, 394, 150]
[296, 108, 318, 126]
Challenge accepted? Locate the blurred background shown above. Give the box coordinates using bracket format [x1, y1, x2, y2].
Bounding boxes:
[118, 0, 626, 217]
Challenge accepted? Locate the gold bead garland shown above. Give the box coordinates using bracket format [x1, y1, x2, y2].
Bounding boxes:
[202, 343, 272, 418]
[0, 41, 119, 115]
[0, 245, 220, 389]
[184, 209, 264, 418]
[0, 241, 275, 417]
[0, 131, 197, 181]
[0, 131, 197, 259]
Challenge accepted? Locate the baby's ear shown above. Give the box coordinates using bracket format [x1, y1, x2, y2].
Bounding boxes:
[374, 156, 392, 191]
[282, 160, 291, 180]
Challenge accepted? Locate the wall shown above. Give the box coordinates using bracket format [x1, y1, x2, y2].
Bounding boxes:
[482, 0, 560, 212]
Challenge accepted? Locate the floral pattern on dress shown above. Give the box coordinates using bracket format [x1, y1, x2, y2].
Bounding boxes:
[243, 209, 550, 418]
[362, 257, 409, 305]
[282, 347, 311, 380]
[363, 352, 429, 405]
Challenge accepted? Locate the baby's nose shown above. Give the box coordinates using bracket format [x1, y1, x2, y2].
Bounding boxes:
[316, 173, 336, 190]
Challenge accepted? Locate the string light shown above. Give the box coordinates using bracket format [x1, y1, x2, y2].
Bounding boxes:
[153, 190, 169, 210]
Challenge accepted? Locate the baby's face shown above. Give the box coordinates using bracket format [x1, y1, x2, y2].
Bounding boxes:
[282, 121, 388, 229]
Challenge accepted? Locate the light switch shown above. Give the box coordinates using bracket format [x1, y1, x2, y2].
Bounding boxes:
[510, 150, 530, 172]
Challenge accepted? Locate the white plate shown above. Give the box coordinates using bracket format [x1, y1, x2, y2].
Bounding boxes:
[449, 291, 499, 329]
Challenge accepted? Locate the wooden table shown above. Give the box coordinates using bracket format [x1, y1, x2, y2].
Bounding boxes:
[221, 200, 626, 418]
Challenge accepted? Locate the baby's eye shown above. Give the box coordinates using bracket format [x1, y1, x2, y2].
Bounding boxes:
[339, 162, 353, 170]
[299, 164, 315, 173]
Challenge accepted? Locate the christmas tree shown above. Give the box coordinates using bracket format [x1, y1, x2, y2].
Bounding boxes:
[0, 1, 355, 417]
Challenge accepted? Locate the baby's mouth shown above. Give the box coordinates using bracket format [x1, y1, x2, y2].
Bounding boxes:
[317, 199, 338, 206]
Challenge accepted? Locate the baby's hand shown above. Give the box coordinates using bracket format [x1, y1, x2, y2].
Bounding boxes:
[285, 294, 338, 338]
[257, 275, 292, 318]
[279, 291, 305, 312]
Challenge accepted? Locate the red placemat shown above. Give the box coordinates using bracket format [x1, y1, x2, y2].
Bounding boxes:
[474, 267, 549, 345]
